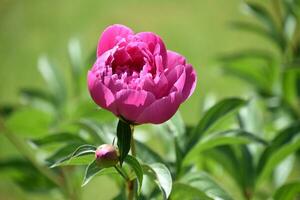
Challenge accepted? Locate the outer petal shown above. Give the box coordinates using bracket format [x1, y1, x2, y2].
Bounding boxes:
[182, 64, 197, 100]
[115, 89, 155, 122]
[135, 92, 182, 124]
[167, 50, 186, 68]
[97, 24, 134, 57]
[136, 32, 167, 67]
[87, 70, 116, 114]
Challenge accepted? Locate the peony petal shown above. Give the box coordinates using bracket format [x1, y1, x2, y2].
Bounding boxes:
[136, 32, 167, 67]
[182, 64, 197, 100]
[115, 89, 155, 122]
[136, 92, 182, 124]
[165, 64, 185, 90]
[167, 50, 186, 68]
[97, 24, 134, 57]
[87, 71, 117, 114]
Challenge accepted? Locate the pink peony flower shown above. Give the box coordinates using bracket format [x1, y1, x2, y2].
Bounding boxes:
[88, 24, 197, 124]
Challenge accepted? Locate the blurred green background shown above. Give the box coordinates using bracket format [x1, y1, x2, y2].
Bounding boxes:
[0, 0, 278, 199]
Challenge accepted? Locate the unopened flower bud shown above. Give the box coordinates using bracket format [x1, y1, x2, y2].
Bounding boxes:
[95, 144, 119, 168]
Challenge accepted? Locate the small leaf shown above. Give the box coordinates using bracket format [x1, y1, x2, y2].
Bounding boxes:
[273, 182, 300, 200]
[46, 142, 89, 165]
[187, 98, 246, 151]
[125, 155, 143, 194]
[38, 56, 66, 105]
[68, 38, 83, 83]
[143, 163, 172, 199]
[82, 160, 102, 186]
[117, 120, 132, 165]
[171, 183, 213, 200]
[179, 172, 233, 200]
[82, 163, 118, 187]
[50, 144, 96, 168]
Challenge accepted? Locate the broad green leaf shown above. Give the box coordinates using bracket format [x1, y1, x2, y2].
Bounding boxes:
[38, 56, 66, 105]
[5, 108, 52, 138]
[273, 182, 300, 200]
[257, 123, 300, 174]
[0, 158, 56, 192]
[171, 183, 213, 200]
[117, 120, 132, 165]
[187, 98, 247, 151]
[257, 138, 300, 185]
[31, 133, 86, 146]
[19, 88, 56, 114]
[143, 163, 172, 199]
[50, 144, 96, 168]
[219, 52, 276, 97]
[125, 155, 143, 194]
[282, 68, 300, 113]
[135, 140, 164, 164]
[179, 172, 233, 200]
[185, 129, 266, 163]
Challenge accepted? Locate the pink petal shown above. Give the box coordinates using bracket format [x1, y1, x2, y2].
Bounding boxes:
[167, 50, 186, 68]
[136, 92, 182, 124]
[165, 65, 185, 90]
[115, 89, 155, 122]
[97, 24, 134, 57]
[87, 70, 117, 114]
[182, 64, 197, 100]
[136, 32, 167, 67]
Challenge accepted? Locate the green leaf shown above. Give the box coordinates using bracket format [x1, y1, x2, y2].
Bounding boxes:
[273, 182, 300, 200]
[82, 162, 118, 187]
[125, 155, 143, 194]
[243, 2, 277, 30]
[257, 138, 300, 185]
[38, 56, 66, 105]
[171, 183, 213, 200]
[117, 120, 132, 165]
[135, 141, 164, 164]
[185, 129, 266, 163]
[46, 142, 87, 164]
[179, 172, 233, 200]
[143, 163, 172, 199]
[50, 144, 96, 168]
[31, 133, 86, 146]
[187, 98, 247, 151]
[68, 38, 83, 83]
[5, 108, 52, 138]
[257, 123, 300, 174]
[82, 160, 102, 186]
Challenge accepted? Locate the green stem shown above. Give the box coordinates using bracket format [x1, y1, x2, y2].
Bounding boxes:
[127, 125, 136, 200]
[0, 126, 63, 188]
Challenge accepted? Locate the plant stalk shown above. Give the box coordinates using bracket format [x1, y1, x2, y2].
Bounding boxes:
[127, 125, 136, 200]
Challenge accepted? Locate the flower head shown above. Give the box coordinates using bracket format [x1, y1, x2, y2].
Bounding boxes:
[88, 24, 197, 124]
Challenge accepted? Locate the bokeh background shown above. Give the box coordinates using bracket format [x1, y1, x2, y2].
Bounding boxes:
[0, 0, 286, 199]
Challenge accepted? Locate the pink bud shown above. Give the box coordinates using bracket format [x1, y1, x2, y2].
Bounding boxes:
[95, 144, 119, 168]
